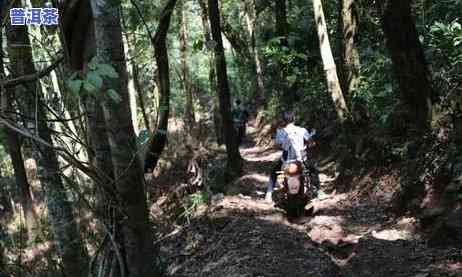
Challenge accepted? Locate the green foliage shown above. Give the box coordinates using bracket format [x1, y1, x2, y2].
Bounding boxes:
[180, 191, 210, 224]
[428, 21, 462, 64]
[137, 129, 152, 146]
[66, 57, 121, 103]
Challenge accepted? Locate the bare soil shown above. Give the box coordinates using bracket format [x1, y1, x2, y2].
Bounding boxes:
[158, 125, 462, 277]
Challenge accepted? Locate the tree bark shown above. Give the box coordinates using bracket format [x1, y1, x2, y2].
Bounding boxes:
[381, 0, 433, 131]
[208, 0, 243, 175]
[143, 0, 178, 173]
[275, 0, 292, 109]
[312, 0, 349, 122]
[89, 0, 159, 276]
[5, 10, 89, 276]
[0, 32, 38, 242]
[4, 128, 38, 239]
[0, 223, 7, 277]
[133, 61, 151, 131]
[198, 0, 223, 145]
[245, 0, 265, 108]
[179, 0, 195, 131]
[338, 0, 360, 100]
[123, 29, 140, 135]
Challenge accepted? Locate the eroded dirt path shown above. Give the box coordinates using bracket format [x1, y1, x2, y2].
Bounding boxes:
[161, 126, 462, 277]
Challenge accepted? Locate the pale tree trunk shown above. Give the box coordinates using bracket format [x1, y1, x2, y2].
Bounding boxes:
[130, 43, 151, 131]
[179, 0, 195, 131]
[312, 0, 349, 122]
[5, 5, 89, 276]
[198, 0, 223, 145]
[123, 30, 140, 135]
[144, 0, 178, 173]
[208, 0, 243, 175]
[338, 0, 360, 100]
[381, 0, 433, 131]
[89, 1, 160, 276]
[245, 0, 265, 124]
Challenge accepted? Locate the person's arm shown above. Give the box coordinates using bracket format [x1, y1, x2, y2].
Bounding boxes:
[275, 129, 286, 149]
[304, 128, 316, 147]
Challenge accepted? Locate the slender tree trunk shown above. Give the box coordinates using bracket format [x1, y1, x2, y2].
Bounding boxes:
[0, 35, 38, 242]
[312, 0, 349, 122]
[381, 0, 433, 131]
[4, 129, 38, 239]
[0, 223, 6, 277]
[5, 23, 89, 277]
[245, 0, 265, 108]
[198, 0, 223, 145]
[208, 0, 242, 175]
[132, 58, 151, 131]
[143, 0, 178, 173]
[89, 1, 160, 276]
[275, 0, 292, 109]
[179, 0, 195, 130]
[338, 0, 360, 100]
[123, 30, 140, 135]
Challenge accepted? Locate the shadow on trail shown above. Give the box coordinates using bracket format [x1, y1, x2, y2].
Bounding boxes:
[160, 126, 462, 277]
[162, 211, 342, 277]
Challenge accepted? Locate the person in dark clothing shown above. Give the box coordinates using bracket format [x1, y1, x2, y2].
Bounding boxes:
[232, 100, 249, 145]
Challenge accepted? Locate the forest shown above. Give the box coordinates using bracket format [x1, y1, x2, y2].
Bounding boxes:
[0, 0, 461, 276]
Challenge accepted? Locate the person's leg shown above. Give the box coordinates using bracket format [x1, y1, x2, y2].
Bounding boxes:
[238, 125, 244, 144]
[304, 159, 320, 192]
[266, 159, 283, 202]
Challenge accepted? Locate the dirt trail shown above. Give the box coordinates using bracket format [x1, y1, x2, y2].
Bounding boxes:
[161, 126, 462, 277]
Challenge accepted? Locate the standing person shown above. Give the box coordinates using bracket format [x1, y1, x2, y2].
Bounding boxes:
[265, 111, 317, 203]
[232, 99, 249, 145]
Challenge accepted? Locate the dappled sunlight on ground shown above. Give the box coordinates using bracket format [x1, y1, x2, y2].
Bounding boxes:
[154, 123, 462, 277]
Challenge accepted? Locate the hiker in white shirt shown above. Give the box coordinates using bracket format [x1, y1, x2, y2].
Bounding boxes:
[265, 111, 316, 203]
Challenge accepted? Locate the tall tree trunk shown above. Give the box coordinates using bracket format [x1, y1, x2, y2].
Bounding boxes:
[132, 58, 151, 131]
[5, 13, 89, 277]
[143, 0, 178, 173]
[0, 34, 38, 242]
[0, 222, 6, 277]
[4, 128, 38, 239]
[381, 0, 433, 131]
[338, 0, 360, 101]
[275, 0, 292, 109]
[198, 0, 223, 145]
[123, 29, 140, 135]
[312, 0, 349, 122]
[245, 0, 265, 108]
[208, 0, 243, 175]
[89, 1, 160, 276]
[179, 0, 195, 131]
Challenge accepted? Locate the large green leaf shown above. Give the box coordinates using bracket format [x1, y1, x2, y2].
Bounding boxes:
[83, 81, 97, 93]
[87, 71, 103, 90]
[97, 64, 119, 79]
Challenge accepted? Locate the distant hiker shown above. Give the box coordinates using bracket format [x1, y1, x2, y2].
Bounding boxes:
[265, 111, 317, 203]
[232, 99, 249, 145]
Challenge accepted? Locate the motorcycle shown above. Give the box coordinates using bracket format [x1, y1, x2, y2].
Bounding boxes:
[273, 131, 318, 219]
